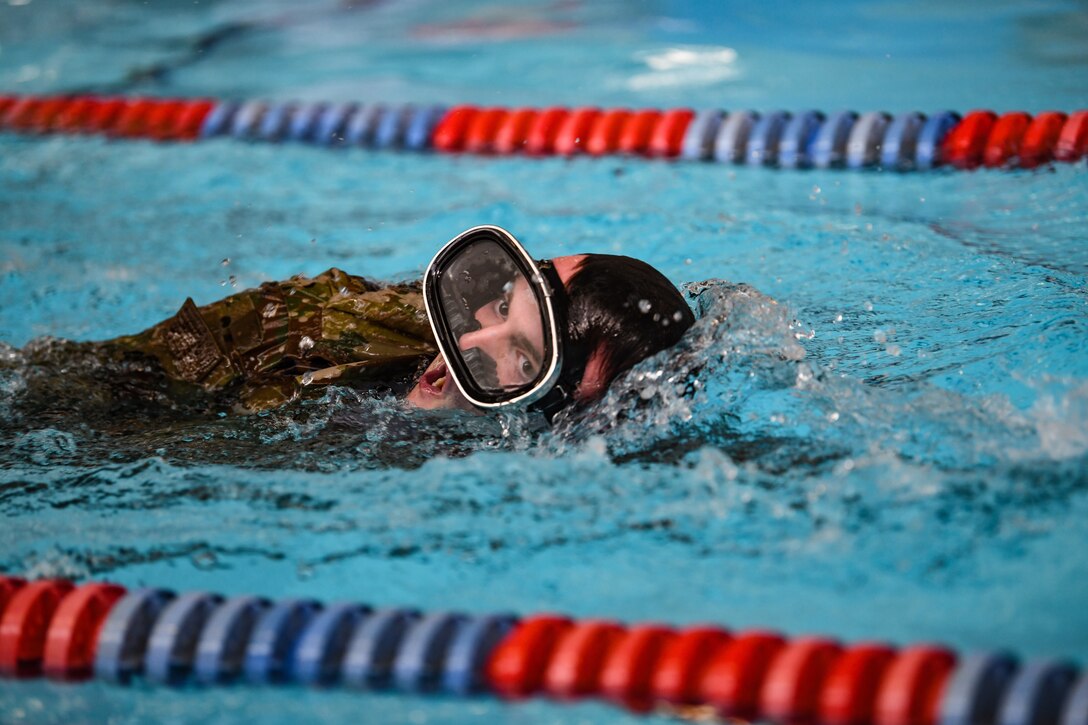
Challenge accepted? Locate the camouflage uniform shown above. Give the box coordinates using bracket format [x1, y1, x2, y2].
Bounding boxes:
[110, 268, 437, 411]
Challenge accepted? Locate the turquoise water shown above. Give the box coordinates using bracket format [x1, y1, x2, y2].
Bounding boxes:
[2, 0, 1088, 723]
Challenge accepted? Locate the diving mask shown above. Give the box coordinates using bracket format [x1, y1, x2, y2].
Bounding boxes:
[422, 225, 582, 421]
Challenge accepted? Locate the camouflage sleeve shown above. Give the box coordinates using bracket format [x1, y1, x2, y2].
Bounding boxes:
[108, 268, 436, 412]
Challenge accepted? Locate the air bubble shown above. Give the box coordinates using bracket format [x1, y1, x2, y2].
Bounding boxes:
[638, 299, 652, 313]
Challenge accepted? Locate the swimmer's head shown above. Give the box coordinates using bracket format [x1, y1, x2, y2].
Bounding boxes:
[406, 232, 694, 421]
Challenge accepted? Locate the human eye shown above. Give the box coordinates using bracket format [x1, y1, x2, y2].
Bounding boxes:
[492, 294, 510, 319]
[517, 352, 534, 382]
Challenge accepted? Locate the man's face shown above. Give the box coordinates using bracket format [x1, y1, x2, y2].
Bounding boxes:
[405, 276, 545, 410]
[406, 254, 592, 412]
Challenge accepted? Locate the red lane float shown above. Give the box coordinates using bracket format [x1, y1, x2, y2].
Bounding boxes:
[599, 624, 677, 712]
[143, 100, 187, 141]
[53, 97, 100, 133]
[650, 626, 731, 705]
[874, 646, 957, 725]
[585, 108, 631, 156]
[85, 98, 127, 134]
[820, 643, 898, 725]
[553, 107, 601, 156]
[486, 614, 572, 698]
[42, 582, 126, 680]
[172, 99, 215, 140]
[542, 619, 625, 698]
[493, 107, 538, 154]
[431, 105, 479, 152]
[618, 108, 661, 155]
[983, 111, 1032, 168]
[1019, 112, 1067, 168]
[29, 96, 70, 132]
[2, 97, 46, 131]
[524, 106, 568, 155]
[1056, 110, 1088, 162]
[942, 110, 998, 169]
[761, 637, 845, 724]
[0, 579, 74, 677]
[701, 630, 788, 717]
[648, 108, 695, 158]
[463, 107, 509, 154]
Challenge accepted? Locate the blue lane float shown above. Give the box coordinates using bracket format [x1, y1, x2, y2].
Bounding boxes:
[846, 111, 892, 169]
[881, 112, 927, 171]
[392, 611, 468, 693]
[199, 101, 239, 139]
[916, 111, 961, 170]
[403, 104, 446, 151]
[257, 102, 294, 141]
[442, 613, 519, 696]
[294, 602, 372, 686]
[714, 110, 758, 163]
[1062, 671, 1088, 725]
[229, 100, 265, 139]
[811, 110, 858, 168]
[680, 108, 724, 161]
[746, 110, 791, 166]
[94, 588, 176, 684]
[314, 102, 357, 146]
[144, 592, 224, 685]
[778, 110, 824, 169]
[940, 651, 1021, 725]
[194, 595, 271, 684]
[243, 598, 322, 684]
[342, 608, 421, 690]
[998, 659, 1080, 725]
[286, 102, 326, 143]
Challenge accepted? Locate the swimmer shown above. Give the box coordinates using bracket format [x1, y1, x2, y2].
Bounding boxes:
[13, 226, 694, 424]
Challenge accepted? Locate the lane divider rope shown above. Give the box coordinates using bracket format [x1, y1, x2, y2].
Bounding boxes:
[0, 575, 1084, 724]
[1, 94, 1086, 170]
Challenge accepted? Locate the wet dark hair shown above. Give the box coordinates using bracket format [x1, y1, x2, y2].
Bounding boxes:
[563, 254, 695, 399]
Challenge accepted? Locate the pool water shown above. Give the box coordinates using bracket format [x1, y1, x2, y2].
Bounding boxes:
[2, 0, 1087, 722]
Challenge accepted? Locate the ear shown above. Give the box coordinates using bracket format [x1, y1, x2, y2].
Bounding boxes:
[575, 345, 610, 402]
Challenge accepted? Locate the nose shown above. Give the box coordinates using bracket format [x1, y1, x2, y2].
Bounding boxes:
[458, 324, 505, 358]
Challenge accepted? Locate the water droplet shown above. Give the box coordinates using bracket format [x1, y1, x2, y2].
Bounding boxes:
[299, 336, 314, 353]
[300, 371, 315, 386]
[228, 275, 237, 287]
[863, 300, 873, 312]
[638, 299, 652, 313]
[874, 329, 887, 344]
[220, 258, 230, 266]
[834, 313, 843, 323]
[827, 411, 840, 422]
[886, 343, 902, 356]
[262, 303, 277, 318]
[673, 310, 684, 322]
[191, 550, 218, 570]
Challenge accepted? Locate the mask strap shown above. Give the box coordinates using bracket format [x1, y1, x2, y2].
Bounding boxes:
[532, 260, 589, 423]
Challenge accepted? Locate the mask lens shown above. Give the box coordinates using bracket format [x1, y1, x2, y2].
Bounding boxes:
[434, 238, 548, 397]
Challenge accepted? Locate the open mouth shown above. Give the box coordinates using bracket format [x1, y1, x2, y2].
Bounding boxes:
[419, 361, 449, 396]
